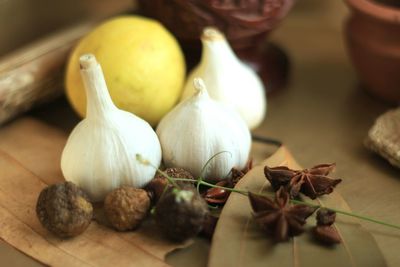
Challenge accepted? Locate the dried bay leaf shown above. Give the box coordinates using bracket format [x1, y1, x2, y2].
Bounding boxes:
[0, 118, 189, 266]
[209, 146, 387, 267]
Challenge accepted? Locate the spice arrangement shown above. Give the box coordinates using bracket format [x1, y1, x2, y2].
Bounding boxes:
[33, 53, 318, 243]
[0, 6, 383, 267]
[208, 147, 392, 267]
[36, 143, 400, 247]
[30, 15, 400, 255]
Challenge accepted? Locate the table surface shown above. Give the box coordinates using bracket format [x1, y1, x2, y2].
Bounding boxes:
[1, 0, 400, 266]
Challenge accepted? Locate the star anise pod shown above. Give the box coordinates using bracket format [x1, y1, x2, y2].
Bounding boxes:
[204, 159, 253, 205]
[312, 208, 341, 245]
[312, 225, 341, 245]
[231, 159, 253, 184]
[204, 180, 231, 204]
[316, 208, 336, 226]
[264, 166, 297, 189]
[264, 163, 342, 199]
[248, 187, 317, 242]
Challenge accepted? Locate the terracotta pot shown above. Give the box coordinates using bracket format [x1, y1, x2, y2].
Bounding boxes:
[345, 0, 400, 103]
[138, 0, 295, 93]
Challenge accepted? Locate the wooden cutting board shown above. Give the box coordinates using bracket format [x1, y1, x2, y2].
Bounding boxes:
[0, 117, 189, 267]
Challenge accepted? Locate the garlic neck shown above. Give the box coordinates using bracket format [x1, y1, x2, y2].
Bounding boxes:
[201, 38, 239, 72]
[79, 54, 117, 119]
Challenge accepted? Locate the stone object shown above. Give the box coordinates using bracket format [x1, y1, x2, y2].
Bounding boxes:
[365, 108, 400, 168]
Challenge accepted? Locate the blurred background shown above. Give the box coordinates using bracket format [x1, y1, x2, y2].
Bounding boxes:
[0, 0, 345, 57]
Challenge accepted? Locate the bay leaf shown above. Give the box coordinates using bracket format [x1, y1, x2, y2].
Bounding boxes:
[0, 117, 189, 266]
[209, 146, 387, 267]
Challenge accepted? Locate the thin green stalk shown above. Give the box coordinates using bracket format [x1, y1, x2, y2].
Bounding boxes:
[172, 178, 248, 196]
[290, 199, 400, 230]
[326, 207, 400, 230]
[135, 154, 181, 188]
[198, 151, 232, 179]
[155, 169, 181, 188]
[199, 180, 248, 196]
[173, 177, 400, 230]
[136, 153, 400, 231]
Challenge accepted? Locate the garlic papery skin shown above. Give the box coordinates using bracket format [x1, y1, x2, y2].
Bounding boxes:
[157, 78, 251, 179]
[181, 27, 267, 130]
[61, 54, 161, 202]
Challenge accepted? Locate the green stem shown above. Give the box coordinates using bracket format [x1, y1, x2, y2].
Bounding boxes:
[172, 178, 248, 196]
[290, 199, 400, 230]
[173, 177, 400, 231]
[155, 169, 181, 188]
[200, 180, 248, 196]
[136, 154, 400, 231]
[326, 207, 400, 230]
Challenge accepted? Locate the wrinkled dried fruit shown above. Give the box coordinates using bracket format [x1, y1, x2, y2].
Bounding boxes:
[313, 225, 341, 245]
[316, 208, 336, 226]
[36, 181, 93, 238]
[146, 167, 195, 203]
[145, 176, 169, 203]
[104, 186, 151, 231]
[155, 188, 209, 242]
[248, 187, 317, 242]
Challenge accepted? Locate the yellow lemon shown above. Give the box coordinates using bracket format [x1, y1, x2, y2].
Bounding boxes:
[65, 16, 186, 126]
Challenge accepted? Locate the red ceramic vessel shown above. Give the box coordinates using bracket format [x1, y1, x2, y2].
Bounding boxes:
[345, 0, 400, 103]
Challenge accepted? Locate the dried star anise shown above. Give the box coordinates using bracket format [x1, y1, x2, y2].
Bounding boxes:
[204, 180, 231, 204]
[248, 187, 317, 242]
[312, 208, 341, 245]
[316, 208, 336, 226]
[232, 159, 253, 184]
[204, 159, 253, 205]
[264, 163, 342, 199]
[312, 225, 341, 245]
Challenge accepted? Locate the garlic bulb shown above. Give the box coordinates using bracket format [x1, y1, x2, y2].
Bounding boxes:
[61, 54, 161, 202]
[157, 78, 251, 179]
[181, 27, 267, 130]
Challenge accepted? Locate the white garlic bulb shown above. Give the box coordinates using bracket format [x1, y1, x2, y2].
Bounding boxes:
[157, 78, 251, 179]
[61, 54, 162, 202]
[181, 27, 267, 130]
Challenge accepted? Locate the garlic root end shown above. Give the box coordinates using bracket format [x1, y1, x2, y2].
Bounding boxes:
[202, 27, 224, 41]
[79, 54, 98, 70]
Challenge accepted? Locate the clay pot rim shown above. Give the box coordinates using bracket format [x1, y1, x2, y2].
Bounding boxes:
[345, 0, 400, 23]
